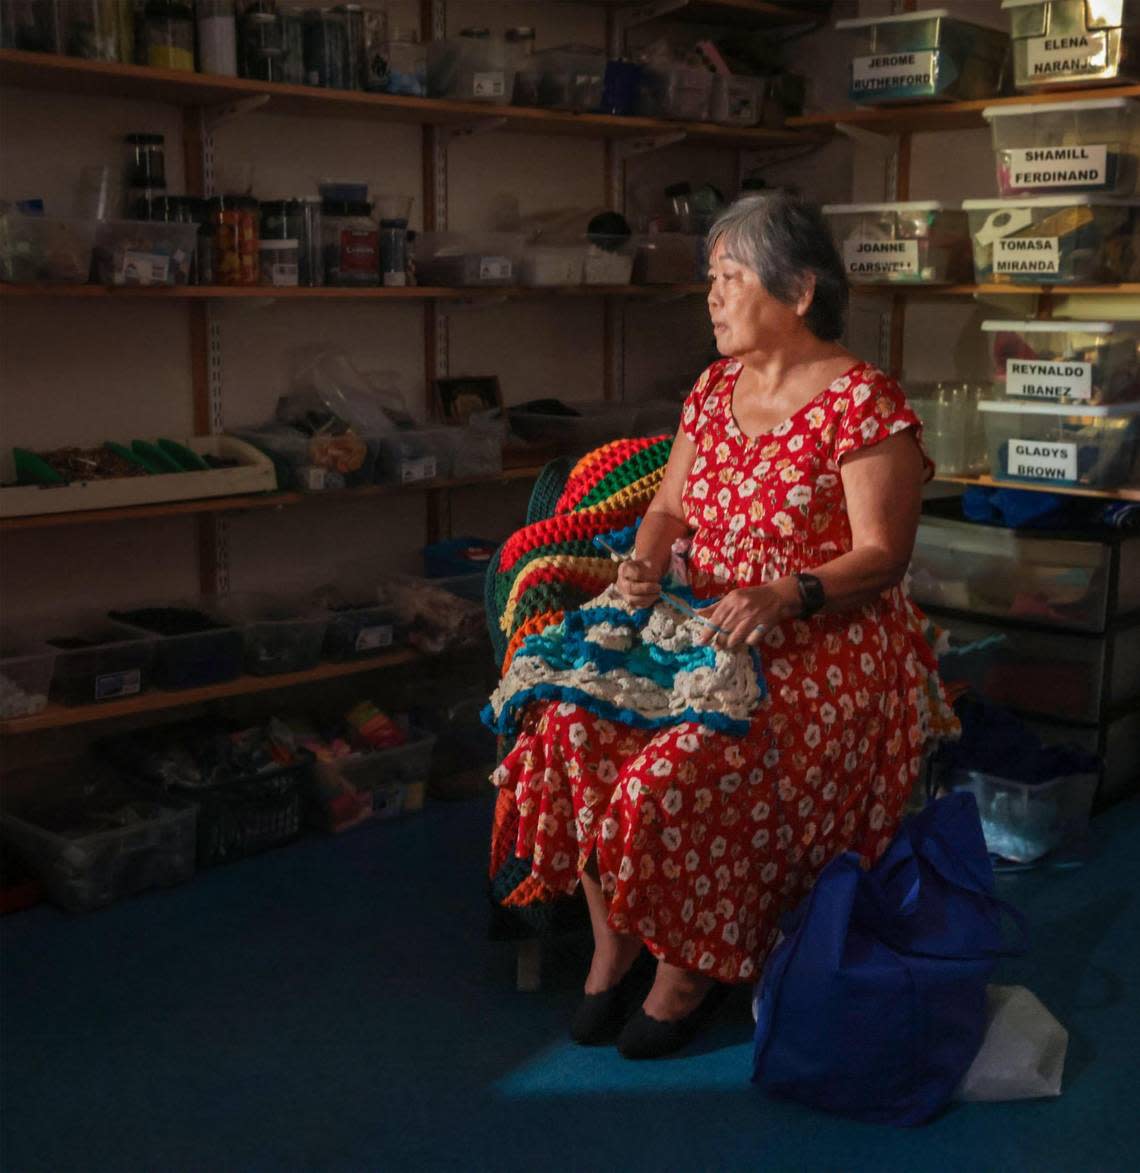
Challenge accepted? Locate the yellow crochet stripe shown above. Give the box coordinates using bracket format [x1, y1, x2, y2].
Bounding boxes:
[499, 554, 616, 636]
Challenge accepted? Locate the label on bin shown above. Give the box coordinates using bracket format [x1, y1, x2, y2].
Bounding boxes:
[1008, 439, 1077, 482]
[399, 456, 437, 483]
[1025, 32, 1110, 80]
[843, 238, 919, 277]
[1007, 359, 1092, 401]
[851, 51, 936, 96]
[355, 625, 394, 653]
[993, 236, 1060, 275]
[118, 251, 169, 286]
[473, 71, 505, 98]
[1006, 145, 1108, 191]
[95, 669, 141, 701]
[479, 256, 512, 281]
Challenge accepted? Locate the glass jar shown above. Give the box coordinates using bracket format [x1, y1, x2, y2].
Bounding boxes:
[321, 199, 378, 286]
[259, 238, 300, 286]
[241, 10, 285, 79]
[59, 0, 131, 61]
[143, 0, 194, 71]
[303, 7, 348, 89]
[279, 4, 305, 83]
[362, 2, 387, 90]
[376, 27, 425, 95]
[2, 0, 60, 52]
[210, 194, 260, 286]
[197, 0, 237, 76]
[332, 3, 364, 90]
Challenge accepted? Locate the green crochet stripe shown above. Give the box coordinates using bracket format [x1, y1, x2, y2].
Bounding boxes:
[504, 582, 601, 631]
[492, 538, 602, 611]
[576, 437, 674, 510]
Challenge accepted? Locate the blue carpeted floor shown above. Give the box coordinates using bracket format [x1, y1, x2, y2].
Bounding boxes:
[2, 794, 1139, 1173]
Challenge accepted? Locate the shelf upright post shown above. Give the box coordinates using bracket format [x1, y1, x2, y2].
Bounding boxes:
[603, 3, 626, 405]
[886, 131, 911, 379]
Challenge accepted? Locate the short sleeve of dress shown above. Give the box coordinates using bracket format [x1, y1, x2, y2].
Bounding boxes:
[680, 362, 726, 444]
[834, 367, 934, 482]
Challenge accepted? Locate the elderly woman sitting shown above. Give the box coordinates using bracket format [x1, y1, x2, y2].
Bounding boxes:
[491, 190, 956, 1059]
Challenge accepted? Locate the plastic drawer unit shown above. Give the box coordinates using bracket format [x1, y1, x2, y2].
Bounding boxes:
[963, 196, 1139, 284]
[822, 202, 973, 284]
[0, 213, 96, 283]
[414, 231, 523, 287]
[835, 9, 1011, 104]
[1003, 0, 1140, 89]
[984, 98, 1140, 196]
[977, 398, 1140, 488]
[908, 385, 990, 475]
[933, 610, 1140, 724]
[911, 510, 1140, 632]
[981, 319, 1140, 403]
[108, 603, 244, 689]
[45, 625, 156, 704]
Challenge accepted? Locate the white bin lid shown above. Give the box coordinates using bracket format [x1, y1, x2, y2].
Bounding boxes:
[821, 201, 952, 214]
[978, 399, 1140, 417]
[836, 9, 950, 28]
[962, 195, 1140, 208]
[983, 97, 1139, 119]
[981, 319, 1134, 333]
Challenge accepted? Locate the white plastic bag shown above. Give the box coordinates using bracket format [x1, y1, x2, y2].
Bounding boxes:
[956, 985, 1068, 1101]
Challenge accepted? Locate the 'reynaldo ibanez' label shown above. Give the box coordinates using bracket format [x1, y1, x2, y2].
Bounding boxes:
[1009, 439, 1077, 482]
[994, 236, 1060, 275]
[1007, 145, 1108, 190]
[1026, 31, 1111, 79]
[851, 50, 936, 95]
[1007, 359, 1092, 400]
[843, 238, 919, 277]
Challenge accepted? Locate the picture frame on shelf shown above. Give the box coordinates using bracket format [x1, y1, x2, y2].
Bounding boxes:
[434, 376, 503, 424]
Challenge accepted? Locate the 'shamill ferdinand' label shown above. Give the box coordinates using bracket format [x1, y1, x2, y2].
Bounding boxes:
[1007, 358, 1093, 400]
[993, 236, 1060, 275]
[851, 50, 936, 94]
[1025, 32, 1111, 79]
[1009, 438, 1077, 482]
[1006, 145, 1108, 190]
[843, 238, 919, 277]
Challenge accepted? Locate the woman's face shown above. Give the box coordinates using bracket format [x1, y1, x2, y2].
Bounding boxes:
[706, 238, 805, 358]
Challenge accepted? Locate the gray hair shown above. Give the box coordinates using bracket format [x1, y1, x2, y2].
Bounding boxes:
[707, 190, 848, 342]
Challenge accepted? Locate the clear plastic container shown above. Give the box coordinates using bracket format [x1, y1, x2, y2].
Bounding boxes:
[520, 244, 584, 286]
[377, 427, 452, 483]
[0, 213, 95, 284]
[963, 195, 1140, 284]
[108, 602, 244, 690]
[636, 65, 715, 121]
[951, 767, 1099, 862]
[981, 319, 1140, 403]
[1003, 0, 1140, 89]
[320, 597, 399, 661]
[584, 236, 636, 285]
[427, 33, 514, 104]
[821, 202, 973, 284]
[984, 97, 1140, 196]
[310, 730, 435, 828]
[44, 624, 155, 705]
[218, 593, 327, 677]
[908, 382, 990, 475]
[60, 0, 129, 61]
[0, 762, 196, 912]
[712, 74, 767, 127]
[835, 9, 1011, 103]
[0, 642, 55, 719]
[977, 397, 1140, 488]
[530, 45, 606, 111]
[258, 238, 299, 287]
[414, 231, 523, 287]
[632, 233, 704, 284]
[373, 29, 426, 95]
[446, 413, 506, 479]
[92, 218, 196, 286]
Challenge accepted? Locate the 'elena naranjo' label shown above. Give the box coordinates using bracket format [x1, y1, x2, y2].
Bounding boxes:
[1026, 32, 1111, 79]
[1007, 359, 1092, 400]
[993, 236, 1060, 275]
[1006, 145, 1108, 190]
[851, 50, 936, 94]
[843, 238, 919, 277]
[1009, 439, 1077, 482]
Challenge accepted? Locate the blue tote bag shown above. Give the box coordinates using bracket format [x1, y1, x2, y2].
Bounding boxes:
[752, 791, 1027, 1126]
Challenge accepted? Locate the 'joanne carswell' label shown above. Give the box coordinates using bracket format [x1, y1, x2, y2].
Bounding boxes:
[1007, 359, 1092, 401]
[843, 238, 919, 277]
[993, 237, 1060, 275]
[1025, 32, 1111, 79]
[1007, 145, 1108, 190]
[1009, 439, 1077, 482]
[851, 50, 936, 95]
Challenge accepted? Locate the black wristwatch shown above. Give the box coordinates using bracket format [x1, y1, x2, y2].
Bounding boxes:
[795, 572, 826, 618]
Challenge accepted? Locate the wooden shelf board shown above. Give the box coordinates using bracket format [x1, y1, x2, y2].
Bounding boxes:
[850, 283, 1140, 297]
[0, 466, 545, 533]
[0, 50, 818, 147]
[0, 649, 422, 736]
[790, 84, 1140, 135]
[581, 0, 823, 29]
[936, 474, 1140, 503]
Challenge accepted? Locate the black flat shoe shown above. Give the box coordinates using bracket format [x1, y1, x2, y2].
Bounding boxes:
[616, 983, 732, 1060]
[570, 951, 654, 1046]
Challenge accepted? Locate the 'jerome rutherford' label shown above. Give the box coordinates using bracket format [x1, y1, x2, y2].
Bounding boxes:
[843, 238, 919, 277]
[1006, 145, 1108, 190]
[1009, 438, 1077, 482]
[994, 236, 1060, 275]
[1007, 359, 1092, 401]
[1026, 32, 1111, 79]
[851, 50, 936, 94]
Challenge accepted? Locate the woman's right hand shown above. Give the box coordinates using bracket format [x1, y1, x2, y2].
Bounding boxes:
[616, 557, 662, 608]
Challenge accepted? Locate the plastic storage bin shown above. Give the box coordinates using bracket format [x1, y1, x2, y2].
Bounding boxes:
[520, 244, 584, 286]
[984, 97, 1140, 196]
[422, 537, 497, 578]
[584, 236, 636, 284]
[45, 625, 155, 705]
[0, 762, 196, 912]
[219, 593, 327, 677]
[951, 767, 1099, 862]
[1004, 0, 1140, 89]
[414, 231, 523, 287]
[0, 641, 55, 719]
[908, 383, 990, 475]
[447, 413, 505, 479]
[509, 400, 642, 452]
[530, 46, 606, 111]
[377, 427, 452, 483]
[822, 202, 973, 284]
[835, 9, 1011, 103]
[977, 398, 1140, 488]
[632, 234, 704, 283]
[320, 596, 399, 660]
[963, 195, 1139, 283]
[92, 219, 197, 286]
[712, 74, 767, 127]
[108, 603, 244, 689]
[637, 65, 716, 121]
[0, 213, 95, 284]
[310, 730, 435, 830]
[185, 767, 306, 868]
[427, 34, 514, 103]
[911, 510, 1140, 632]
[981, 319, 1140, 403]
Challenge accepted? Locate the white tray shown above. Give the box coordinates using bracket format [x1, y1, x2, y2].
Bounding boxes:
[0, 436, 278, 518]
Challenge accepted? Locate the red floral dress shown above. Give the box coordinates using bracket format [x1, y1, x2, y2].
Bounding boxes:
[493, 359, 955, 984]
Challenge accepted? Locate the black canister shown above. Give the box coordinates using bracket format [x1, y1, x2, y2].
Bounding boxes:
[333, 3, 364, 90]
[303, 7, 348, 89]
[125, 133, 166, 188]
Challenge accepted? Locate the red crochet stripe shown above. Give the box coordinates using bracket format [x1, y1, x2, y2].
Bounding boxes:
[497, 504, 644, 572]
[555, 436, 660, 513]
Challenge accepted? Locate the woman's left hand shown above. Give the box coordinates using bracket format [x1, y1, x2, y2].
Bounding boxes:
[694, 579, 800, 650]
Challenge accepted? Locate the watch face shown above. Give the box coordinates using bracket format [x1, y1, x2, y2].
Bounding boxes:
[798, 573, 825, 615]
